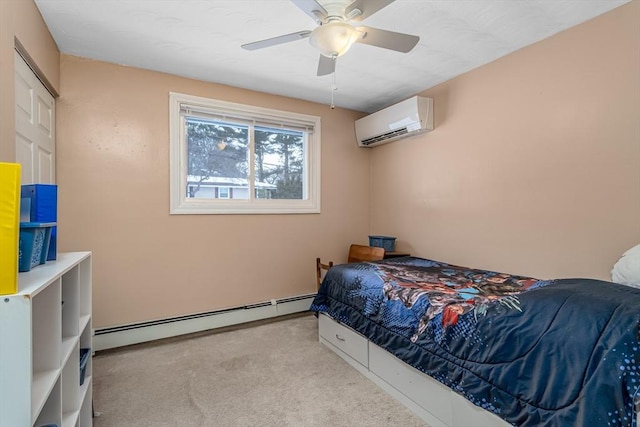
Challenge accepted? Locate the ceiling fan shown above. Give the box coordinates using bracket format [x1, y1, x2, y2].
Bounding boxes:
[241, 0, 420, 76]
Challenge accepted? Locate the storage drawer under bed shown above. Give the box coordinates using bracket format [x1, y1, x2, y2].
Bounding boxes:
[318, 314, 369, 368]
[369, 342, 453, 426]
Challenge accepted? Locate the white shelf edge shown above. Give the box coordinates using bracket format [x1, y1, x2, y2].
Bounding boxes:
[17, 252, 92, 297]
[31, 368, 60, 425]
[80, 314, 91, 335]
[80, 375, 92, 403]
[61, 336, 78, 367]
[62, 408, 80, 427]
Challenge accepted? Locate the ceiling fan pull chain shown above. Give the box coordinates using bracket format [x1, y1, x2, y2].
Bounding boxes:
[330, 84, 335, 109]
[330, 56, 337, 109]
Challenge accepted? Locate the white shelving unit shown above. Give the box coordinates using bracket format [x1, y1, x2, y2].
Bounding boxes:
[0, 252, 92, 427]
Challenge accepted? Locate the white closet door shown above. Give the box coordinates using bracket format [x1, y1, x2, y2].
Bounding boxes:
[14, 51, 55, 185]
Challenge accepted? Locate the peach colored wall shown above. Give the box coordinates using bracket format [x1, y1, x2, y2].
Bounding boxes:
[57, 56, 370, 327]
[370, 1, 640, 281]
[0, 0, 59, 161]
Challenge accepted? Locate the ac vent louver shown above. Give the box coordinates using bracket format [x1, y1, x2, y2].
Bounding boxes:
[360, 128, 409, 146]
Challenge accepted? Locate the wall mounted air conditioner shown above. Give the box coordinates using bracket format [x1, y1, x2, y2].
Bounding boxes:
[355, 96, 433, 147]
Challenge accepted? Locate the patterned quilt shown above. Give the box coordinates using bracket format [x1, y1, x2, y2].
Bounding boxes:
[310, 257, 640, 427]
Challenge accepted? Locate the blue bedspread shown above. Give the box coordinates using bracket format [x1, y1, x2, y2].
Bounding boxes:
[310, 257, 640, 427]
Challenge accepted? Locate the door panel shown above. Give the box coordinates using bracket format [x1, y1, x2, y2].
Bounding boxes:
[14, 51, 55, 184]
[15, 133, 34, 185]
[38, 147, 54, 183]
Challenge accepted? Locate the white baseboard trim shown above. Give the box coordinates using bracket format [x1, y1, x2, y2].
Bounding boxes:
[94, 294, 315, 351]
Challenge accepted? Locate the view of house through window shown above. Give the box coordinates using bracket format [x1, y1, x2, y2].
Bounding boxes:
[185, 118, 304, 201]
[170, 92, 320, 214]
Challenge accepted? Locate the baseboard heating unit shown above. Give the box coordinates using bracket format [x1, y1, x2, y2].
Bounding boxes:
[93, 293, 315, 351]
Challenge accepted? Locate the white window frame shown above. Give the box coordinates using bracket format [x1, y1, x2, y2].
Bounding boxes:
[169, 92, 321, 214]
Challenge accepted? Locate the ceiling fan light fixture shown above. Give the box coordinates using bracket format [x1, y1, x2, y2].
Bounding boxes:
[310, 21, 360, 57]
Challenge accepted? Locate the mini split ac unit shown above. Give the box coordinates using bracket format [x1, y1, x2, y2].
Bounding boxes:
[355, 96, 433, 147]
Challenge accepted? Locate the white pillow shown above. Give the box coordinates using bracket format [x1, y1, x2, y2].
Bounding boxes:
[611, 244, 640, 288]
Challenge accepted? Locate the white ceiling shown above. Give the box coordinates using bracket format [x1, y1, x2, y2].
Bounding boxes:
[34, 0, 628, 113]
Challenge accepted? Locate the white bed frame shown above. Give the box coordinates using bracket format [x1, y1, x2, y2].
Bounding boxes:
[318, 313, 639, 427]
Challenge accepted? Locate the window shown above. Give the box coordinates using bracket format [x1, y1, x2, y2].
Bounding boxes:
[217, 187, 230, 199]
[169, 92, 321, 214]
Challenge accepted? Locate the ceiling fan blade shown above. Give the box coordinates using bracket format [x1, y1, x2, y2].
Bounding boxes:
[356, 26, 419, 53]
[241, 30, 312, 51]
[345, 0, 395, 22]
[317, 54, 335, 76]
[291, 0, 328, 24]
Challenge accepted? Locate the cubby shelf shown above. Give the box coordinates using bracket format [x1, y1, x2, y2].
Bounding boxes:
[0, 252, 93, 427]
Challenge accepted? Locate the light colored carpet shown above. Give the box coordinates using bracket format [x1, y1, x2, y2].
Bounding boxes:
[93, 313, 430, 427]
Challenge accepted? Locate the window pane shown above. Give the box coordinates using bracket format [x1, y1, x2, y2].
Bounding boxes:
[186, 117, 249, 200]
[218, 187, 230, 199]
[254, 126, 304, 200]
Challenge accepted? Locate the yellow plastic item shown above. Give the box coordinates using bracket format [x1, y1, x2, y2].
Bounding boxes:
[0, 163, 21, 295]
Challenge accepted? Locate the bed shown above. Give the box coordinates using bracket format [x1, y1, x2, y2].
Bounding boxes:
[310, 256, 640, 427]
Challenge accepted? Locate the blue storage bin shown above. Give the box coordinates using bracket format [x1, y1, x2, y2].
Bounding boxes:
[18, 222, 55, 272]
[369, 235, 396, 252]
[21, 184, 58, 261]
[80, 348, 90, 385]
